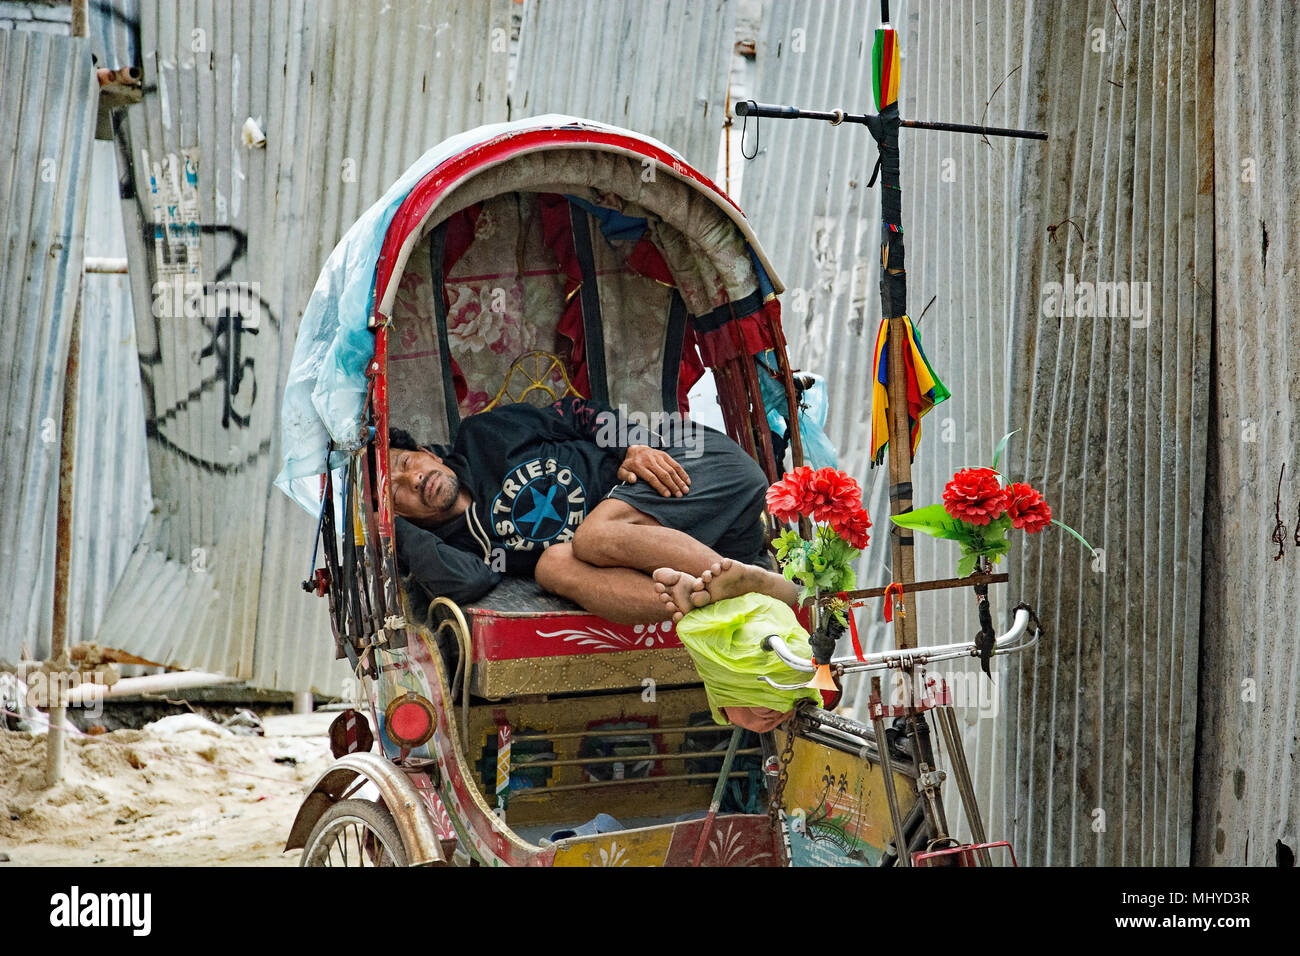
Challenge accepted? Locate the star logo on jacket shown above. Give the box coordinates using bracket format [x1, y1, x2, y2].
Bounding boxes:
[491, 457, 587, 549]
[517, 483, 563, 538]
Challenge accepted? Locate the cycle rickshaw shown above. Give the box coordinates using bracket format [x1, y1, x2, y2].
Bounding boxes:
[277, 117, 1034, 867]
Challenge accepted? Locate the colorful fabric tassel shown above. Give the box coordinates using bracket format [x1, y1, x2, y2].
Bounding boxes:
[872, 27, 901, 111]
[870, 315, 951, 466]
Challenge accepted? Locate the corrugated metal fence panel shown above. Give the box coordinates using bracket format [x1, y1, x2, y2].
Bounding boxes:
[1004, 0, 1215, 866]
[513, 0, 736, 174]
[0, 30, 98, 663]
[88, 0, 140, 68]
[65, 138, 153, 647]
[253, 0, 511, 694]
[744, 0, 1214, 865]
[96, 0, 510, 693]
[1195, 0, 1299, 866]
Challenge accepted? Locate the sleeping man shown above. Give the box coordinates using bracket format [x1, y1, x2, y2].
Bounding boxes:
[389, 397, 799, 624]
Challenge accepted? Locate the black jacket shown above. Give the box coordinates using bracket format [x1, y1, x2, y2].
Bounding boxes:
[395, 398, 639, 606]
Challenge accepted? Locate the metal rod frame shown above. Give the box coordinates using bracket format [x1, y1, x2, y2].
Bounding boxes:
[735, 100, 1047, 140]
[510, 748, 760, 770]
[507, 771, 751, 799]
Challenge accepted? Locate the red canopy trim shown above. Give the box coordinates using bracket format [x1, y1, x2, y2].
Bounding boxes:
[692, 295, 782, 368]
[373, 128, 742, 325]
[437, 203, 483, 405]
[537, 193, 591, 399]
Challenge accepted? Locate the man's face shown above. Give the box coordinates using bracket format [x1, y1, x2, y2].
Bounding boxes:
[390, 447, 461, 523]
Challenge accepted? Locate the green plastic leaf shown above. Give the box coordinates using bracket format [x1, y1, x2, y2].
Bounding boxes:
[956, 553, 979, 578]
[838, 566, 857, 592]
[991, 429, 1019, 474]
[891, 504, 976, 542]
[981, 534, 1011, 556]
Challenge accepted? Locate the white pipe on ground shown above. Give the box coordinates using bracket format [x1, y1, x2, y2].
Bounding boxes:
[62, 672, 242, 707]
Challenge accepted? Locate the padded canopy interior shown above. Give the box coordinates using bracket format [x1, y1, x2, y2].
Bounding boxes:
[384, 147, 779, 449]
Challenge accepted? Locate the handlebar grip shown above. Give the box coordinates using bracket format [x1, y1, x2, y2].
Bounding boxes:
[735, 101, 801, 119]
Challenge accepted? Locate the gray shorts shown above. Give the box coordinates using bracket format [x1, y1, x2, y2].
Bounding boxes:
[605, 423, 770, 565]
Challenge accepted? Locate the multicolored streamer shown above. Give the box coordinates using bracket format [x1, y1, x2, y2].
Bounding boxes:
[872, 27, 901, 111]
[870, 315, 951, 465]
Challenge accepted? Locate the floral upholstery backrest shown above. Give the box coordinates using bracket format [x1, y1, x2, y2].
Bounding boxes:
[387, 190, 683, 447]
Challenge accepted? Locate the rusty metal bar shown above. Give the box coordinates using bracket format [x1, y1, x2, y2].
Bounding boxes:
[817, 573, 1009, 604]
[734, 101, 1047, 140]
[935, 705, 991, 865]
[870, 676, 909, 866]
[46, 275, 84, 788]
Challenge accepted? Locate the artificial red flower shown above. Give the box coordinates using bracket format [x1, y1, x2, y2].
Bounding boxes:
[1005, 481, 1052, 533]
[768, 466, 867, 530]
[765, 466, 813, 523]
[808, 468, 863, 524]
[832, 507, 873, 550]
[942, 467, 1010, 526]
[765, 477, 804, 524]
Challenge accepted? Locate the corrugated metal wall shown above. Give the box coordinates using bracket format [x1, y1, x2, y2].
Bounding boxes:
[96, 0, 511, 693]
[1004, 0, 1215, 868]
[513, 0, 736, 173]
[0, 1, 69, 35]
[1195, 0, 1299, 867]
[64, 139, 153, 648]
[88, 0, 140, 69]
[743, 0, 1216, 865]
[0, 29, 98, 662]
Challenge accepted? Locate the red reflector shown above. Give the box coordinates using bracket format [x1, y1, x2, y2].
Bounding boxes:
[389, 699, 432, 743]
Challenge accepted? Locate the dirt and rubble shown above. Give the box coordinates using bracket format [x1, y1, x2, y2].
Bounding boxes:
[0, 711, 336, 866]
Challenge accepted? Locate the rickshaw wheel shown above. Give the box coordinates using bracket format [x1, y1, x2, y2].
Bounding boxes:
[299, 799, 410, 868]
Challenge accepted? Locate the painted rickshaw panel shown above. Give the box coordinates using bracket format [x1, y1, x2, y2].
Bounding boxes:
[464, 686, 738, 828]
[550, 815, 778, 867]
[780, 735, 918, 866]
[373, 621, 780, 867]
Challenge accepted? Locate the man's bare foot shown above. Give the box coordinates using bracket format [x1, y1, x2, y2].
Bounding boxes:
[692, 557, 794, 607]
[652, 568, 710, 622]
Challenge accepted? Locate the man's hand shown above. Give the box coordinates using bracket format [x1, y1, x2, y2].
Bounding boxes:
[618, 445, 691, 497]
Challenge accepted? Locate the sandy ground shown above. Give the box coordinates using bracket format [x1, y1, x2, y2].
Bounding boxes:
[0, 712, 337, 866]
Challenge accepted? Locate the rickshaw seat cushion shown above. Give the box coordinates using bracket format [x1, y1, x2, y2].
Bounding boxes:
[462, 575, 699, 698]
[463, 573, 584, 615]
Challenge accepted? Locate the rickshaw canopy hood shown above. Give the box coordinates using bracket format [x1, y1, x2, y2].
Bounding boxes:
[276, 116, 784, 514]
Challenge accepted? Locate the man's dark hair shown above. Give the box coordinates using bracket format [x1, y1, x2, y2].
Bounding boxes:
[388, 426, 448, 460]
[389, 427, 421, 452]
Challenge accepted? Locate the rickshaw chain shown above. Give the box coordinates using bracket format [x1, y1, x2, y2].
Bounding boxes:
[767, 702, 806, 835]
